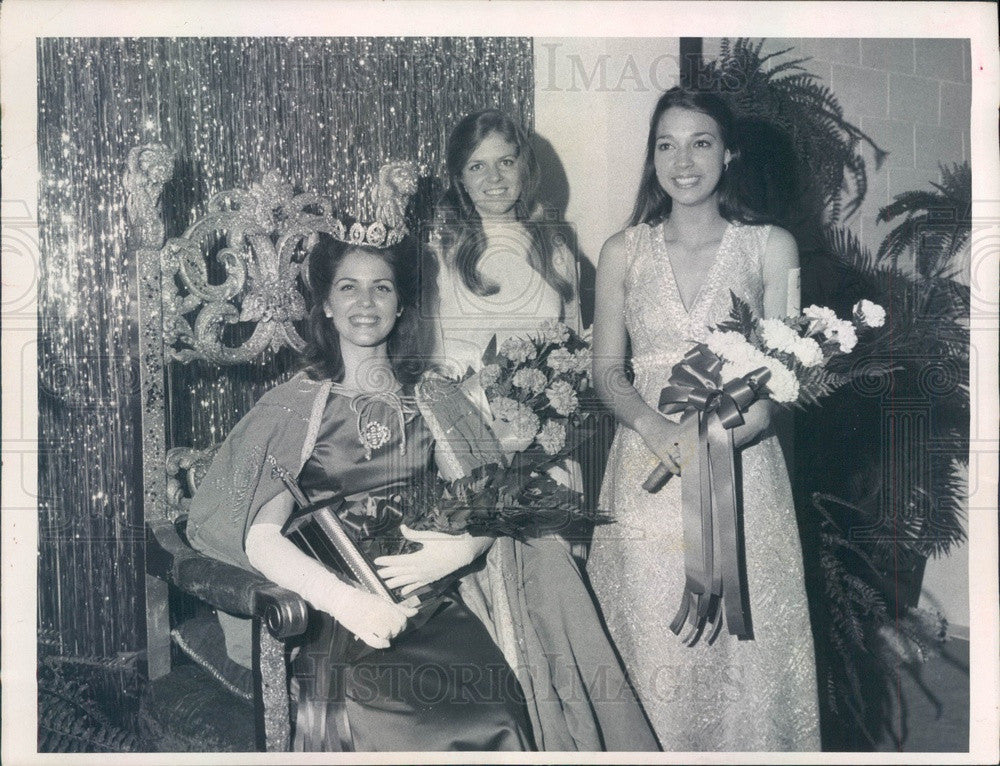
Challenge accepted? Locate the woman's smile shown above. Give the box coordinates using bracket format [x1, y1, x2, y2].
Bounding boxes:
[461, 131, 525, 219]
[324, 249, 401, 350]
[653, 106, 732, 208]
[670, 175, 702, 189]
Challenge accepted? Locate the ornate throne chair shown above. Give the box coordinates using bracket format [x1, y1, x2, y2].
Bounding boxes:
[127, 145, 347, 751]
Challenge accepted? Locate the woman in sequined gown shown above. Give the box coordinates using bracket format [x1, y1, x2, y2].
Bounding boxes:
[587, 88, 821, 751]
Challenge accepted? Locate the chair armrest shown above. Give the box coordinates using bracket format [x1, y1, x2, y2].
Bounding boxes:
[146, 519, 309, 639]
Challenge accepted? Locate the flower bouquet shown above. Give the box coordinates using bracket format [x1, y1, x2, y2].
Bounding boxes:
[644, 293, 885, 645]
[414, 319, 599, 538]
[277, 321, 602, 611]
[478, 319, 593, 460]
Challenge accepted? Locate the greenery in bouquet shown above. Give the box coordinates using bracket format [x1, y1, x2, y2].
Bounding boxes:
[395, 454, 600, 541]
[706, 291, 887, 409]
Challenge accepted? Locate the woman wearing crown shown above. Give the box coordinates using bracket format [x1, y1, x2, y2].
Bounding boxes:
[187, 203, 535, 750]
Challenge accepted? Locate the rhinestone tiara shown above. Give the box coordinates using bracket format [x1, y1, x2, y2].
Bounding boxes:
[331, 160, 418, 248]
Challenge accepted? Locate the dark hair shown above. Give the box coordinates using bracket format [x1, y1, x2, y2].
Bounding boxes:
[302, 231, 427, 385]
[629, 87, 765, 227]
[435, 109, 573, 302]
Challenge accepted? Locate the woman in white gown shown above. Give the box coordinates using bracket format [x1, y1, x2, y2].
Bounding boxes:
[427, 111, 581, 372]
[375, 109, 659, 751]
[587, 88, 821, 751]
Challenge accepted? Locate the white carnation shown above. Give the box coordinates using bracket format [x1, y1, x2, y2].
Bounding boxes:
[539, 320, 571, 345]
[572, 347, 592, 375]
[827, 319, 858, 353]
[499, 337, 537, 364]
[511, 405, 541, 441]
[791, 337, 824, 367]
[546, 347, 575, 374]
[853, 299, 886, 328]
[759, 318, 800, 355]
[491, 396, 520, 422]
[512, 367, 547, 394]
[762, 361, 801, 403]
[803, 305, 838, 326]
[717, 339, 801, 404]
[545, 380, 579, 416]
[706, 330, 754, 363]
[493, 403, 541, 455]
[804, 304, 858, 353]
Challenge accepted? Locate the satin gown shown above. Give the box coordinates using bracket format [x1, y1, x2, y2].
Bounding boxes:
[587, 222, 821, 751]
[291, 389, 533, 752]
[426, 227, 660, 751]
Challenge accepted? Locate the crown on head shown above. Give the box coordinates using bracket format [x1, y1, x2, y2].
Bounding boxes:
[330, 160, 418, 248]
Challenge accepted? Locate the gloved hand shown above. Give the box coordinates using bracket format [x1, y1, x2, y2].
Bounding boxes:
[374, 525, 493, 597]
[245, 521, 418, 649]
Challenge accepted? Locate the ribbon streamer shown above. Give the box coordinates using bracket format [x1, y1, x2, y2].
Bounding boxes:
[653, 345, 769, 645]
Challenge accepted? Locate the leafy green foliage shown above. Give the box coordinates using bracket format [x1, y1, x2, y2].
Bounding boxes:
[38, 661, 143, 753]
[718, 291, 882, 411]
[713, 38, 970, 750]
[703, 39, 886, 233]
[876, 162, 971, 277]
[796, 190, 969, 750]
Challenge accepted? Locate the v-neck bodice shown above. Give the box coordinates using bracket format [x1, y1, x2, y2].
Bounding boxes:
[659, 222, 734, 314]
[623, 220, 771, 399]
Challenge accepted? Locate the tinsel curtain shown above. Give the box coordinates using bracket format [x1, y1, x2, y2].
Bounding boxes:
[36, 36, 534, 680]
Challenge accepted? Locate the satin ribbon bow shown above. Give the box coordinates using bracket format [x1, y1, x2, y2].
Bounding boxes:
[337, 492, 405, 541]
[656, 344, 769, 646]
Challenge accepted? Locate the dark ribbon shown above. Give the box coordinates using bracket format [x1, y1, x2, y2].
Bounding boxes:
[338, 493, 405, 541]
[655, 344, 769, 645]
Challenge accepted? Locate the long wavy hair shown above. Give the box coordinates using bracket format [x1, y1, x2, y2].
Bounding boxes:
[301, 231, 427, 386]
[629, 87, 767, 227]
[435, 109, 573, 302]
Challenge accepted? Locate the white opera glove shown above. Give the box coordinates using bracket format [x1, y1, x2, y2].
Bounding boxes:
[244, 522, 418, 649]
[374, 525, 493, 597]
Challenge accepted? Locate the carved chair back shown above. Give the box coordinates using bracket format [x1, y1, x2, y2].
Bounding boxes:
[127, 144, 345, 750]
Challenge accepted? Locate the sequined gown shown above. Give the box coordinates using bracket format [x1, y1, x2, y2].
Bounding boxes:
[587, 221, 821, 751]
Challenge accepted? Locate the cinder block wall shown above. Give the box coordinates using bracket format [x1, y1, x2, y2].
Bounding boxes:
[704, 38, 970, 259]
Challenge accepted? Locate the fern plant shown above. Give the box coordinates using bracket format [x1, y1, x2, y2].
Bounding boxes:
[876, 161, 971, 277]
[38, 661, 144, 753]
[796, 208, 968, 750]
[701, 38, 887, 235]
[704, 39, 969, 750]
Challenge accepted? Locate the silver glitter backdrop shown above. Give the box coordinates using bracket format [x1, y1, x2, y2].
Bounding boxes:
[36, 37, 534, 669]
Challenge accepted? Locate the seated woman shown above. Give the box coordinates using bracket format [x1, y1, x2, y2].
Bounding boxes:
[186, 229, 533, 752]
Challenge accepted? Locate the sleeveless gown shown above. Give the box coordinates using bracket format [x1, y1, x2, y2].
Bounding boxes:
[291, 389, 534, 752]
[587, 221, 821, 751]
